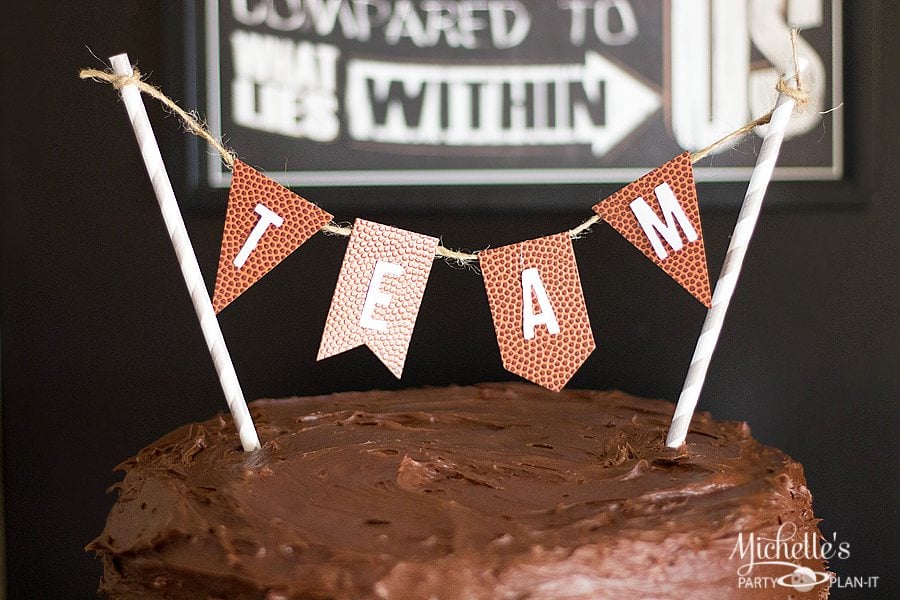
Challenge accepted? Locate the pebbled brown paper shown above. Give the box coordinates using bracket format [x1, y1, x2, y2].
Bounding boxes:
[593, 152, 711, 307]
[479, 233, 595, 391]
[212, 160, 332, 313]
[318, 219, 439, 378]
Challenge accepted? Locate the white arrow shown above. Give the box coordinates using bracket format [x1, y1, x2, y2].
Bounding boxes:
[580, 51, 661, 156]
[345, 52, 660, 156]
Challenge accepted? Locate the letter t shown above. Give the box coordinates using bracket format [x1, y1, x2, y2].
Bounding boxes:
[233, 204, 285, 269]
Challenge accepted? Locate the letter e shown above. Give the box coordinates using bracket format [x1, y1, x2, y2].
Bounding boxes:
[360, 260, 405, 331]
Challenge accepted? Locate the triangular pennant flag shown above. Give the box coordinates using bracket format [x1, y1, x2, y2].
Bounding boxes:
[480, 233, 595, 391]
[212, 160, 333, 313]
[317, 219, 439, 378]
[593, 152, 711, 307]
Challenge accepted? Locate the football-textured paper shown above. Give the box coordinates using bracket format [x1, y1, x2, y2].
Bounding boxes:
[480, 233, 595, 391]
[212, 160, 332, 313]
[318, 219, 439, 378]
[593, 152, 711, 307]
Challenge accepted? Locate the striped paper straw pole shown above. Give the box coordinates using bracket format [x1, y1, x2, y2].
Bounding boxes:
[666, 79, 800, 449]
[110, 54, 261, 451]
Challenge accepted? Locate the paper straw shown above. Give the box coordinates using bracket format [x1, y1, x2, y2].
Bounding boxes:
[666, 76, 801, 449]
[110, 54, 261, 451]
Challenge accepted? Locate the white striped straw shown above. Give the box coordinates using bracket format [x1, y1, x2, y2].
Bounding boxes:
[110, 54, 261, 451]
[666, 71, 802, 449]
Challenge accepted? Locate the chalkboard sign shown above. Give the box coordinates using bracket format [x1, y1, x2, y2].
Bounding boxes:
[198, 0, 842, 188]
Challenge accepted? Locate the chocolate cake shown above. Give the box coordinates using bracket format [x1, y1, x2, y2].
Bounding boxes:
[89, 383, 828, 598]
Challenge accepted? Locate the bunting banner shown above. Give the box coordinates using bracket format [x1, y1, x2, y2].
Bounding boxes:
[212, 159, 333, 313]
[83, 62, 819, 392]
[479, 233, 595, 391]
[593, 152, 712, 307]
[317, 219, 439, 378]
[87, 40, 811, 455]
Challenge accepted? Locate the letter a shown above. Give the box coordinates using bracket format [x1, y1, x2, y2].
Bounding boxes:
[521, 268, 560, 340]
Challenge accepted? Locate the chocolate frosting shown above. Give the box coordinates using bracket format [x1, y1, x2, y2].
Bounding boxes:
[89, 383, 827, 599]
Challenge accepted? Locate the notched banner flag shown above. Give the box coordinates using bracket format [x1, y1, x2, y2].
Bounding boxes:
[592, 152, 711, 307]
[318, 219, 439, 378]
[212, 160, 333, 313]
[480, 233, 595, 391]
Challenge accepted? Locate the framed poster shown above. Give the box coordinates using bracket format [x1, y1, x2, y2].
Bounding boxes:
[192, 1, 842, 192]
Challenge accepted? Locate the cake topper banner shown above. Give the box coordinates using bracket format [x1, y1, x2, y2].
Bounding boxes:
[217, 150, 689, 385]
[83, 30, 814, 445]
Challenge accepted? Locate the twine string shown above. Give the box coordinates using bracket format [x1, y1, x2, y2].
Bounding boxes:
[80, 29, 810, 265]
[80, 67, 238, 170]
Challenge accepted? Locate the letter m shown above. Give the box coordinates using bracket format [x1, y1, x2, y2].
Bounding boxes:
[629, 182, 698, 260]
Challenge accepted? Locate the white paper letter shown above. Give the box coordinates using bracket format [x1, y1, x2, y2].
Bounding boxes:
[521, 267, 560, 340]
[233, 204, 285, 269]
[360, 260, 405, 331]
[670, 0, 749, 151]
[629, 182, 698, 260]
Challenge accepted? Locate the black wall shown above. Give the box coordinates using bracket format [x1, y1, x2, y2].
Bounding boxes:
[2, 2, 897, 598]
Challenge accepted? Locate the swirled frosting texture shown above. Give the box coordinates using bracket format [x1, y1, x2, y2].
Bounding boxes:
[89, 384, 827, 599]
